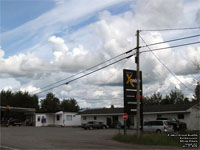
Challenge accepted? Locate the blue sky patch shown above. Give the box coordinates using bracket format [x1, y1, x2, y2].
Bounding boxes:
[0, 0, 55, 33]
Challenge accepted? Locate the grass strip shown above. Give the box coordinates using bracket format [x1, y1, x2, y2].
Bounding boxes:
[113, 133, 182, 147]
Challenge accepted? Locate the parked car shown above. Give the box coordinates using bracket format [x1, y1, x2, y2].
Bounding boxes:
[143, 120, 173, 133]
[9, 119, 23, 126]
[157, 118, 187, 131]
[83, 121, 108, 130]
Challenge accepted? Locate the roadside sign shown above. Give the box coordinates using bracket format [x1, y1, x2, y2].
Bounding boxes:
[123, 113, 128, 120]
[123, 69, 142, 115]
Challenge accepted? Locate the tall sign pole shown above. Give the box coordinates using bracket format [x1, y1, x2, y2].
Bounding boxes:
[136, 30, 140, 138]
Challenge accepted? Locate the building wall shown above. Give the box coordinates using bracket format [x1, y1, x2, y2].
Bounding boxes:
[36, 112, 81, 127]
[81, 114, 124, 126]
[142, 109, 200, 130]
[81, 116, 106, 124]
[63, 112, 81, 126]
[35, 114, 54, 127]
[55, 112, 63, 126]
[143, 113, 179, 121]
[184, 107, 200, 130]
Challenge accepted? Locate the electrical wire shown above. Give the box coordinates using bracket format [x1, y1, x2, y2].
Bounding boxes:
[82, 57, 130, 104]
[33, 53, 136, 95]
[140, 34, 200, 48]
[65, 54, 135, 85]
[32, 33, 199, 95]
[139, 35, 194, 92]
[141, 27, 200, 32]
[140, 41, 200, 53]
[31, 48, 136, 94]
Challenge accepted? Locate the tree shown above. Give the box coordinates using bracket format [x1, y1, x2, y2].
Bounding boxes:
[40, 93, 60, 113]
[0, 90, 39, 109]
[192, 59, 200, 71]
[60, 98, 80, 112]
[193, 82, 200, 101]
[142, 92, 162, 105]
[0, 90, 13, 106]
[161, 88, 186, 104]
[110, 105, 115, 109]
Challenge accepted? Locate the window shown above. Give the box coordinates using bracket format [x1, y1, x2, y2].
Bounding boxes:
[178, 114, 184, 119]
[66, 115, 72, 121]
[37, 116, 40, 122]
[157, 114, 162, 118]
[129, 116, 134, 125]
[113, 116, 118, 122]
[57, 115, 60, 121]
[83, 116, 86, 120]
[88, 121, 94, 124]
[150, 121, 163, 126]
[94, 116, 97, 120]
[144, 121, 151, 126]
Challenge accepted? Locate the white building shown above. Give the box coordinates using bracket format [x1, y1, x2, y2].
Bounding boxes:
[35, 111, 81, 127]
[80, 103, 200, 130]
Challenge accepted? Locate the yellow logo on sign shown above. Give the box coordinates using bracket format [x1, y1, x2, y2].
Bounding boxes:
[126, 73, 135, 88]
[6, 105, 11, 110]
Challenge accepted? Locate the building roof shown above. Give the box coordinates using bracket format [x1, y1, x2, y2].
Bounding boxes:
[0, 106, 35, 112]
[80, 103, 198, 115]
[143, 103, 197, 113]
[80, 108, 124, 115]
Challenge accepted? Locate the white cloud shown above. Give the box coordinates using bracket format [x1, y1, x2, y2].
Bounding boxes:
[48, 35, 105, 72]
[20, 85, 40, 93]
[0, 49, 49, 78]
[1, 0, 199, 108]
[0, 46, 5, 58]
[133, 0, 184, 28]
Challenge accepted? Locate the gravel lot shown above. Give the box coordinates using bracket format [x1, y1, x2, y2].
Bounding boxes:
[0, 127, 180, 150]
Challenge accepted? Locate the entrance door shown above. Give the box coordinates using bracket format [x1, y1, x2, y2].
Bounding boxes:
[106, 118, 112, 127]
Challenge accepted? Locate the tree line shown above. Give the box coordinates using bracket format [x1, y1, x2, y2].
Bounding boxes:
[143, 84, 200, 105]
[0, 83, 199, 112]
[0, 91, 80, 113]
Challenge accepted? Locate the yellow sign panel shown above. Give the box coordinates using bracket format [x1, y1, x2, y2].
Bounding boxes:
[126, 73, 135, 88]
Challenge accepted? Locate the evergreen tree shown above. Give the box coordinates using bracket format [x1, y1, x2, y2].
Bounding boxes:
[60, 98, 80, 112]
[40, 93, 60, 113]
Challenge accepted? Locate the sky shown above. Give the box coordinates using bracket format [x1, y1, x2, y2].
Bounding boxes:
[0, 0, 200, 108]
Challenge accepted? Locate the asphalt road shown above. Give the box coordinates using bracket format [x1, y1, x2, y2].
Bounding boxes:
[0, 127, 180, 150]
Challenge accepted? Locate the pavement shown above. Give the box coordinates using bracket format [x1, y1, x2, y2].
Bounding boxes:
[0, 126, 185, 150]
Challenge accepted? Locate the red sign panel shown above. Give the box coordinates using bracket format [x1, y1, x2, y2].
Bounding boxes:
[123, 113, 128, 120]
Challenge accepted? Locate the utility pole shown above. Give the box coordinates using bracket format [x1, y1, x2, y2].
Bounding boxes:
[136, 30, 140, 138]
[198, 82, 200, 101]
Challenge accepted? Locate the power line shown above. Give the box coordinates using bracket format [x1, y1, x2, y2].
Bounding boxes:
[65, 54, 135, 85]
[83, 57, 129, 104]
[140, 41, 200, 53]
[139, 35, 194, 92]
[33, 53, 135, 95]
[140, 34, 200, 48]
[141, 27, 200, 32]
[31, 35, 199, 94]
[32, 34, 199, 95]
[31, 48, 136, 94]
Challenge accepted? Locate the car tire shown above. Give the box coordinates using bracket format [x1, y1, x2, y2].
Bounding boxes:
[156, 129, 161, 134]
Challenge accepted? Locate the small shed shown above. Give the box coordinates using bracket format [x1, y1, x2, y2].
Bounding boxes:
[35, 111, 81, 127]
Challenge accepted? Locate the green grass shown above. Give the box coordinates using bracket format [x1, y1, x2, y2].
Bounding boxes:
[113, 132, 182, 147]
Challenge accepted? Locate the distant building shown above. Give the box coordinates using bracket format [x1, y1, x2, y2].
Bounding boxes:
[80, 103, 200, 130]
[35, 111, 81, 127]
[0, 106, 35, 126]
